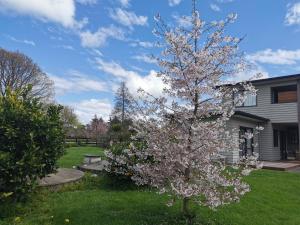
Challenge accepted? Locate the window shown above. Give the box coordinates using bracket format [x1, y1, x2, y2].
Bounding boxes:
[273, 129, 279, 147]
[271, 85, 297, 104]
[234, 91, 257, 107]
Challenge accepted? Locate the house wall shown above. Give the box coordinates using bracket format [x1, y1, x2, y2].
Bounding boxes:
[233, 80, 300, 161]
[225, 117, 260, 163]
[259, 122, 281, 161]
[227, 118, 280, 161]
[238, 81, 298, 123]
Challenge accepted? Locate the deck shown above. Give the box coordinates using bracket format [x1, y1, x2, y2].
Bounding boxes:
[262, 160, 300, 171]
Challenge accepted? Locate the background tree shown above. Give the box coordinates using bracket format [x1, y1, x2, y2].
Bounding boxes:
[60, 105, 81, 137]
[107, 2, 260, 224]
[0, 48, 54, 102]
[86, 115, 108, 145]
[112, 82, 134, 124]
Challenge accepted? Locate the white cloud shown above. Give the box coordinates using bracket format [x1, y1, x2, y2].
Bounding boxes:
[216, 0, 234, 3]
[0, 0, 86, 28]
[285, 2, 300, 26]
[247, 49, 300, 65]
[49, 70, 108, 95]
[232, 64, 269, 82]
[96, 59, 164, 97]
[109, 8, 148, 29]
[132, 54, 156, 64]
[119, 0, 130, 8]
[6, 35, 35, 46]
[172, 15, 192, 28]
[138, 41, 154, 48]
[130, 41, 154, 48]
[210, 4, 221, 12]
[168, 0, 182, 7]
[69, 98, 112, 124]
[76, 0, 97, 5]
[96, 59, 135, 78]
[79, 25, 125, 48]
[90, 49, 103, 56]
[60, 45, 75, 50]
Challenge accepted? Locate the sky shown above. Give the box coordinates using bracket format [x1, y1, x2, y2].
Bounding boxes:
[1, 0, 300, 124]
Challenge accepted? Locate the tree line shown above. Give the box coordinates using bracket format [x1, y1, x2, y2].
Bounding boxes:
[62, 81, 134, 147]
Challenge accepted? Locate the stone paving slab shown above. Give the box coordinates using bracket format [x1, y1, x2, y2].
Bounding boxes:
[78, 160, 109, 173]
[38, 168, 84, 187]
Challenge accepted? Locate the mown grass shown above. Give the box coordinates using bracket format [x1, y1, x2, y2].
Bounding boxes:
[1, 147, 300, 225]
[58, 146, 105, 168]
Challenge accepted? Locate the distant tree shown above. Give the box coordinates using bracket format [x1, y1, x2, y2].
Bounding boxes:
[106, 116, 133, 143]
[74, 124, 87, 138]
[86, 115, 108, 144]
[112, 82, 134, 124]
[60, 106, 81, 137]
[0, 48, 54, 102]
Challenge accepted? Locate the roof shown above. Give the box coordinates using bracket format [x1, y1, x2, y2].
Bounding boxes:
[251, 73, 300, 85]
[218, 73, 300, 88]
[233, 111, 269, 123]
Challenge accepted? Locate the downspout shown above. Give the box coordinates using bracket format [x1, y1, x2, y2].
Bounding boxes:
[257, 122, 261, 161]
[297, 80, 300, 160]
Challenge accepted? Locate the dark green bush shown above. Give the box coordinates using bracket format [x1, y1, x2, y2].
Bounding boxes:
[0, 89, 65, 201]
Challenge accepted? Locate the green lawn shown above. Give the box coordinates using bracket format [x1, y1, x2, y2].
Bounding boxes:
[1, 147, 300, 225]
[58, 146, 105, 168]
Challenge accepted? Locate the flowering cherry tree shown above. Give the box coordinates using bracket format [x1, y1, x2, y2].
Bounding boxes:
[106, 2, 261, 224]
[86, 115, 108, 143]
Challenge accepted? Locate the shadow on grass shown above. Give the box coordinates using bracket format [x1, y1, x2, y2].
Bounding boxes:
[54, 173, 147, 193]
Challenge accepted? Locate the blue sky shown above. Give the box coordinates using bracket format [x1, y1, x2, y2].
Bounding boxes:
[1, 0, 300, 123]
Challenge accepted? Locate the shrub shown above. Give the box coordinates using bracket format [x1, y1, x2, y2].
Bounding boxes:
[0, 89, 65, 201]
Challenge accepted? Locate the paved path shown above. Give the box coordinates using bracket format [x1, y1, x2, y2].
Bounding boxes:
[38, 168, 84, 187]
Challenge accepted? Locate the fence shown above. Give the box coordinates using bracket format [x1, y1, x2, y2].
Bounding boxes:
[65, 137, 108, 147]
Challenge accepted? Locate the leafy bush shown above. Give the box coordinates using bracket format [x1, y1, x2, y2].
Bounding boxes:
[0, 89, 65, 201]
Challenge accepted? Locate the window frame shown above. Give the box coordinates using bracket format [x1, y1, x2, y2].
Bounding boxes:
[273, 129, 279, 147]
[271, 85, 297, 104]
[234, 91, 257, 108]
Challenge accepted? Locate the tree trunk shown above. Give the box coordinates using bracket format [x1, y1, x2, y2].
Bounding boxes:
[182, 197, 189, 215]
[122, 88, 125, 124]
[182, 197, 193, 225]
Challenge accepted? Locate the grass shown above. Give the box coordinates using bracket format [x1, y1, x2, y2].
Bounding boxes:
[58, 146, 105, 168]
[1, 147, 300, 225]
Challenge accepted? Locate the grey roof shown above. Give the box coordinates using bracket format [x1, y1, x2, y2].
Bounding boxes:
[250, 73, 300, 85]
[234, 110, 269, 122]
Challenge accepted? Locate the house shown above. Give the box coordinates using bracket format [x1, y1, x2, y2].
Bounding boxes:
[226, 73, 300, 163]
